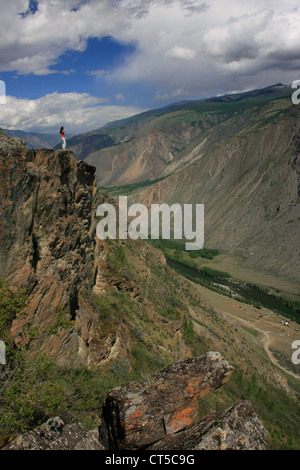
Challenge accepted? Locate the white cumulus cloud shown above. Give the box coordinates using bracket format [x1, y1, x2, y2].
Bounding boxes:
[166, 46, 197, 61]
[0, 92, 146, 133]
[108, 0, 300, 97]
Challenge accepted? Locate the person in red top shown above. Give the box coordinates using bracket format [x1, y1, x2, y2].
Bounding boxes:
[60, 126, 66, 149]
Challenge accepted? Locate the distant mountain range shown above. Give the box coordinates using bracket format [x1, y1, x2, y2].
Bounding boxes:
[54, 83, 292, 185]
[3, 83, 290, 154]
[3, 129, 63, 149]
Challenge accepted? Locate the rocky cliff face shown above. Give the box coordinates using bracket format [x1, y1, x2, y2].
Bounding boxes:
[0, 134, 116, 365]
[0, 134, 202, 368]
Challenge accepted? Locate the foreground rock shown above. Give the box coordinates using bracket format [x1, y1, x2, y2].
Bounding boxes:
[147, 400, 267, 450]
[99, 352, 234, 450]
[2, 353, 268, 451]
[2, 417, 104, 451]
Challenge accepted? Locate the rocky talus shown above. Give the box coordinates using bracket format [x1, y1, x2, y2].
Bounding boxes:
[3, 352, 267, 451]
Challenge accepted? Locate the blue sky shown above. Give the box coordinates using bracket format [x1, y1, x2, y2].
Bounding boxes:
[2, 37, 139, 104]
[0, 0, 300, 134]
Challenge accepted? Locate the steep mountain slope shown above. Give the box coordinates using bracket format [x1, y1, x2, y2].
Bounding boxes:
[65, 84, 292, 186]
[130, 102, 300, 282]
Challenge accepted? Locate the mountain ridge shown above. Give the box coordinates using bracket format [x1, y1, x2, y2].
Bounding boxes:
[3, 129, 62, 149]
[60, 84, 292, 186]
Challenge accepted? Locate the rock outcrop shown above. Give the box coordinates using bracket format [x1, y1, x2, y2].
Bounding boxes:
[99, 352, 267, 451]
[100, 352, 234, 450]
[148, 400, 267, 450]
[0, 134, 112, 365]
[2, 417, 103, 451]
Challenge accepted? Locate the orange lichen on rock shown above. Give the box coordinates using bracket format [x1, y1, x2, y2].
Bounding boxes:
[165, 407, 195, 435]
[99, 352, 235, 450]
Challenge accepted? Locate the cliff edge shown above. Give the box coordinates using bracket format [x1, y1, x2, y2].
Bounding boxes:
[0, 134, 108, 365]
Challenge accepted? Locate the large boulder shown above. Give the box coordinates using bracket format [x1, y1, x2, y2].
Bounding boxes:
[99, 352, 234, 450]
[147, 400, 268, 450]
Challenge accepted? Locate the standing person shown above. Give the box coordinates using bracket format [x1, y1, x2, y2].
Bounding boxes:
[60, 126, 66, 149]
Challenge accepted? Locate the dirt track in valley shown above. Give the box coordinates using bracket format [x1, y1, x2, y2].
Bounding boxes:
[224, 310, 300, 380]
[197, 285, 300, 380]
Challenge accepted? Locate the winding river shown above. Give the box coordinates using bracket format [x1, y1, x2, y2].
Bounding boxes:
[167, 258, 299, 322]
